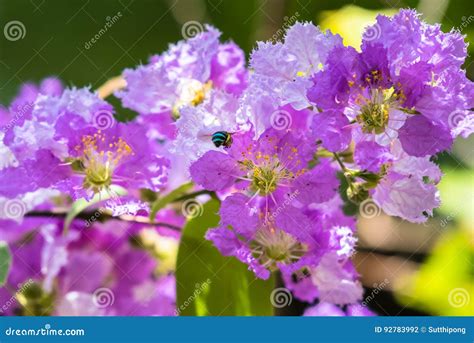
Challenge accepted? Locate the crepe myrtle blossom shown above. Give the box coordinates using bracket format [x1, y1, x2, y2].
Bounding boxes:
[171, 90, 250, 170]
[1, 77, 63, 133]
[205, 194, 316, 280]
[348, 139, 441, 223]
[242, 22, 342, 137]
[115, 25, 247, 138]
[280, 197, 362, 305]
[197, 142, 352, 287]
[372, 141, 441, 223]
[193, 127, 341, 279]
[205, 199, 358, 283]
[249, 22, 343, 111]
[0, 88, 169, 203]
[309, 9, 474, 156]
[0, 78, 63, 170]
[190, 128, 339, 211]
[0, 219, 177, 316]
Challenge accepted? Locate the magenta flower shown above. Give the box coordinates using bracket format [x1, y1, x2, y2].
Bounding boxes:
[1, 88, 169, 202]
[308, 10, 473, 156]
[115, 25, 248, 138]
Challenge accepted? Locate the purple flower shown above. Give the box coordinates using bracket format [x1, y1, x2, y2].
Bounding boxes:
[190, 129, 340, 227]
[206, 201, 322, 280]
[116, 25, 248, 138]
[1, 88, 169, 202]
[353, 141, 392, 173]
[308, 9, 473, 157]
[370, 142, 442, 223]
[1, 77, 62, 132]
[0, 219, 177, 316]
[310, 252, 363, 305]
[250, 22, 342, 111]
[171, 90, 248, 171]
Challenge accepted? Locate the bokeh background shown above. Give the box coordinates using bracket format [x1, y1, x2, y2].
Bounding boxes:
[0, 0, 473, 316]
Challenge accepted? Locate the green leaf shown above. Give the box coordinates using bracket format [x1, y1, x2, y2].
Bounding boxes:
[0, 241, 12, 286]
[176, 198, 275, 316]
[149, 182, 194, 222]
[63, 185, 127, 232]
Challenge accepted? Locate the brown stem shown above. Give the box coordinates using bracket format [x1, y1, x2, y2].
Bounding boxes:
[96, 76, 126, 99]
[25, 210, 181, 231]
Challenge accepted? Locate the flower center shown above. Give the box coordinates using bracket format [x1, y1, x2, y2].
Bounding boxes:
[250, 225, 306, 271]
[172, 80, 212, 119]
[356, 87, 397, 134]
[72, 131, 133, 194]
[241, 157, 293, 195]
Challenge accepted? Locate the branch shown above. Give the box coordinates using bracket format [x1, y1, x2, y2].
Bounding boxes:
[96, 75, 126, 99]
[25, 210, 182, 231]
[172, 189, 215, 203]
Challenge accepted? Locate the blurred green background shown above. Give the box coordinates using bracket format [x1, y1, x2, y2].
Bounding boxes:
[1, 0, 473, 103]
[0, 0, 472, 316]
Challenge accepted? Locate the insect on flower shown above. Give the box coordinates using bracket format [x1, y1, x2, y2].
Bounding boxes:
[211, 131, 233, 148]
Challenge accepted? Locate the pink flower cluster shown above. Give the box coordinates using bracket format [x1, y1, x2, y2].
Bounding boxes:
[0, 10, 472, 315]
